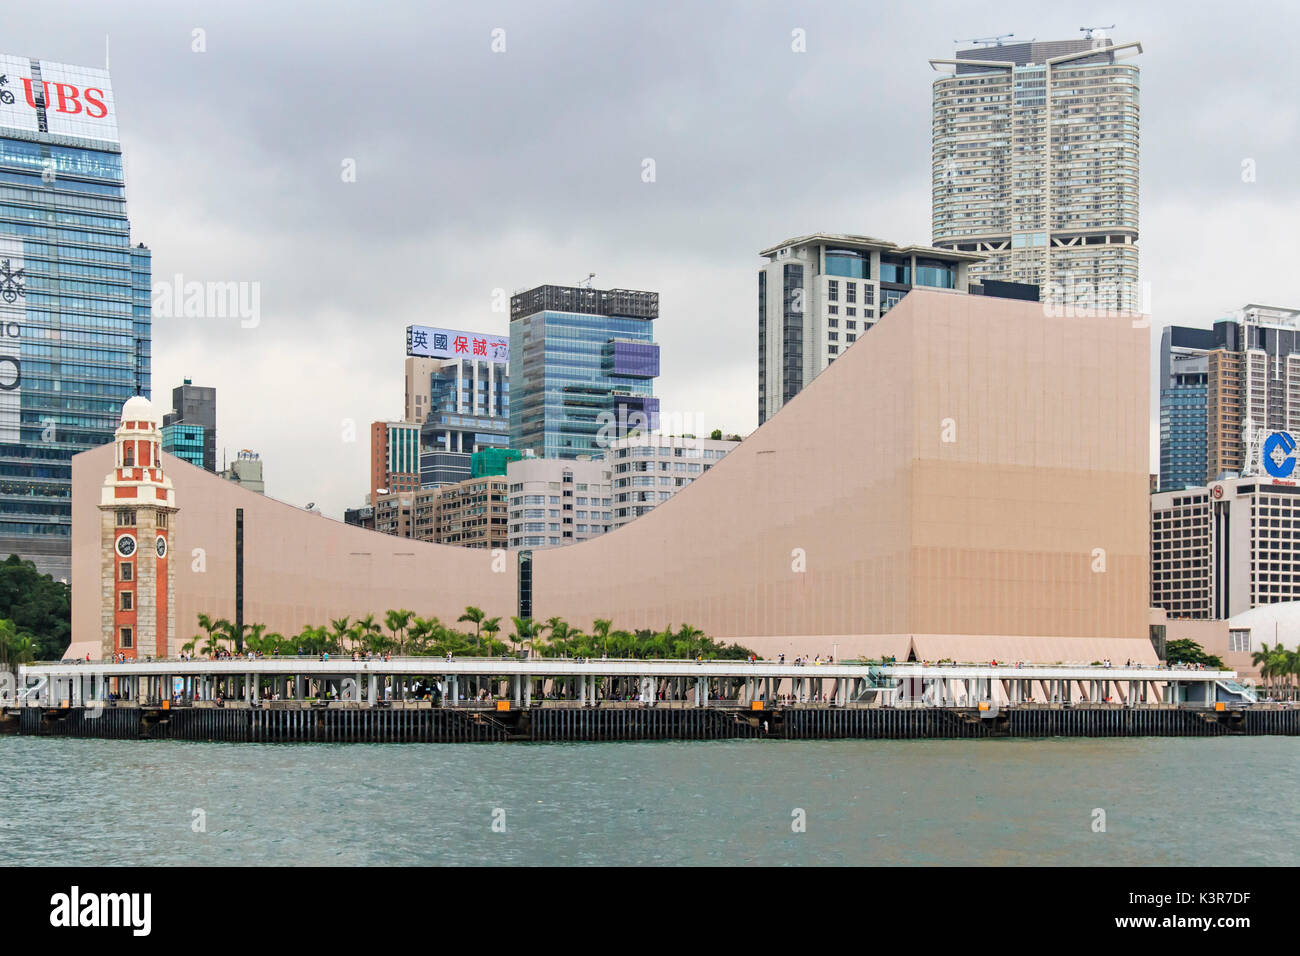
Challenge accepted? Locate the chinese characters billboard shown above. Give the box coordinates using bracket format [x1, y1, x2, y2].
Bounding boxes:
[406, 325, 508, 364]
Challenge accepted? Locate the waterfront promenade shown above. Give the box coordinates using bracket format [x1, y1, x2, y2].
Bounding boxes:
[6, 657, 1284, 743]
[9, 655, 1252, 709]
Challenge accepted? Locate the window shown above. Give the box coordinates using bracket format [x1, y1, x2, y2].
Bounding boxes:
[846, 284, 857, 304]
[825, 250, 868, 279]
[157, 512, 168, 529]
[827, 280, 839, 301]
[116, 509, 136, 526]
[119, 562, 133, 582]
[119, 627, 133, 648]
[119, 591, 133, 611]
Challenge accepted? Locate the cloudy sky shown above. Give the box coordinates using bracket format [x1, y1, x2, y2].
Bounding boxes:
[9, 1, 1300, 516]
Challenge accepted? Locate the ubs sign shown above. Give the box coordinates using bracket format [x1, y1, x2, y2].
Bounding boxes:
[0, 53, 118, 144]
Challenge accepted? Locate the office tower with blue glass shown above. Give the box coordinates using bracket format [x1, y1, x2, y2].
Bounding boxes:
[161, 378, 216, 471]
[509, 285, 660, 459]
[0, 54, 151, 579]
[1158, 326, 1213, 492]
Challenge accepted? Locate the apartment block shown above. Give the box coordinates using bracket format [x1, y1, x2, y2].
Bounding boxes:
[602, 434, 738, 529]
[506, 457, 612, 549]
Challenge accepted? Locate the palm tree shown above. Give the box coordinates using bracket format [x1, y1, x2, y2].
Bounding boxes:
[242, 623, 269, 655]
[458, 606, 486, 651]
[511, 616, 538, 658]
[481, 616, 503, 655]
[0, 619, 35, 664]
[1253, 642, 1288, 693]
[215, 619, 254, 655]
[329, 617, 352, 653]
[384, 609, 415, 655]
[592, 618, 612, 657]
[677, 624, 705, 659]
[195, 613, 227, 658]
[355, 613, 382, 653]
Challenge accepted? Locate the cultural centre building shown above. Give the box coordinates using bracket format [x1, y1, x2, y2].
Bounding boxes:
[69, 290, 1153, 664]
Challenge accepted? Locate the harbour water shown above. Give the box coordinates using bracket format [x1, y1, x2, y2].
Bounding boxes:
[2, 736, 1296, 866]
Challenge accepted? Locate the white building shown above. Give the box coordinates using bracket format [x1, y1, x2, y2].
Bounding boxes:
[930, 36, 1143, 312]
[1151, 475, 1300, 622]
[506, 457, 612, 549]
[601, 433, 739, 530]
[757, 233, 1007, 424]
[220, 449, 264, 495]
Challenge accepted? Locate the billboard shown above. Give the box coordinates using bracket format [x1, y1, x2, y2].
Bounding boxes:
[406, 325, 508, 364]
[0, 54, 118, 144]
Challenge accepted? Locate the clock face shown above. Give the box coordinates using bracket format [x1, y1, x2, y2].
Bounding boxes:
[156, 535, 167, 559]
[115, 534, 136, 558]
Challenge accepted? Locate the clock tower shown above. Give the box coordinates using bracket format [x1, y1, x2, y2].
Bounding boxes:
[99, 396, 176, 659]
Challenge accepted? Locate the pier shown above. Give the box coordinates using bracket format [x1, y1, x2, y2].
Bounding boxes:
[2, 657, 1291, 742]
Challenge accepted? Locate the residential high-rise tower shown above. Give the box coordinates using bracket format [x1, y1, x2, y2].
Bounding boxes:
[930, 35, 1142, 313]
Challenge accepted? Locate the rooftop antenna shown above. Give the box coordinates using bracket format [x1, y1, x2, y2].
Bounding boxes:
[1080, 25, 1116, 40]
[579, 272, 596, 289]
[957, 33, 1014, 48]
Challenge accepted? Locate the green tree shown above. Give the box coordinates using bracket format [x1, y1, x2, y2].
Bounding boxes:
[481, 616, 503, 655]
[0, 618, 36, 665]
[329, 617, 352, 652]
[1165, 638, 1224, 669]
[458, 606, 486, 650]
[195, 613, 228, 657]
[0, 554, 72, 660]
[384, 608, 415, 655]
[511, 616, 538, 658]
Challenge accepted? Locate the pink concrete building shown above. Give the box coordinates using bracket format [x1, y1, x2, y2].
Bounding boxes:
[70, 290, 1154, 664]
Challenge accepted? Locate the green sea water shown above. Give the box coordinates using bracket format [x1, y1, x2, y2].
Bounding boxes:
[2, 736, 1295, 866]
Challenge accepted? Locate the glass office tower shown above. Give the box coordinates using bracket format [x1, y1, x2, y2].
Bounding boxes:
[0, 54, 151, 579]
[509, 285, 660, 459]
[1158, 325, 1213, 492]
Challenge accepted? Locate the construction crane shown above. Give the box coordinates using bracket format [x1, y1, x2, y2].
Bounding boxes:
[579, 272, 596, 289]
[957, 33, 1013, 48]
[1080, 25, 1116, 40]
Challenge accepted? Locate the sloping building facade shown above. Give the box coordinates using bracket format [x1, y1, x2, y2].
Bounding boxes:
[72, 290, 1152, 663]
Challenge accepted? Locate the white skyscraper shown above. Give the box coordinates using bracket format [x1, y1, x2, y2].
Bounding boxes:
[930, 34, 1143, 313]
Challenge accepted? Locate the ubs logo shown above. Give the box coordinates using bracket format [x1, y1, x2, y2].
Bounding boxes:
[0, 258, 19, 395]
[0, 258, 24, 304]
[17, 77, 109, 117]
[1263, 431, 1297, 479]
